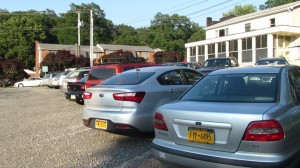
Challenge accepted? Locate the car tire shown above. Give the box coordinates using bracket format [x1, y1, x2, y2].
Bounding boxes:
[18, 83, 24, 87]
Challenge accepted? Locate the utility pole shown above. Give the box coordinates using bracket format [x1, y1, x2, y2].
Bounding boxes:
[90, 10, 94, 67]
[77, 11, 81, 57]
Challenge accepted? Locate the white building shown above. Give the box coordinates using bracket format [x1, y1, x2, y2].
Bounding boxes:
[185, 2, 300, 66]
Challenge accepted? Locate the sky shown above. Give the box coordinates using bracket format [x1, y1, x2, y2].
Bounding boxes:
[1, 0, 266, 28]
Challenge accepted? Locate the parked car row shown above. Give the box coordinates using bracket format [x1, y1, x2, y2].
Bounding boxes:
[13, 57, 299, 167]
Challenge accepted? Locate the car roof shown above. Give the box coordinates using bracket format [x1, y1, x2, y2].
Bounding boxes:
[208, 66, 287, 75]
[256, 57, 286, 61]
[124, 65, 194, 73]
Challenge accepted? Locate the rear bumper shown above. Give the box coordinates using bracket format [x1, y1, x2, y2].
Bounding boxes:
[65, 91, 84, 100]
[82, 108, 154, 132]
[151, 139, 299, 168]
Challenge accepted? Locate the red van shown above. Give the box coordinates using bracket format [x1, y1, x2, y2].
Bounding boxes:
[85, 63, 161, 88]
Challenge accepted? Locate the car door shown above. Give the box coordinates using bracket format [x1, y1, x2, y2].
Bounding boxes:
[157, 70, 190, 100]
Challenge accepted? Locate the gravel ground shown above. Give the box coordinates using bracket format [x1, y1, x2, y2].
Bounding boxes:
[0, 87, 166, 168]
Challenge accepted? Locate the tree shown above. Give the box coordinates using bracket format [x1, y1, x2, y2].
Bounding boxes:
[153, 51, 184, 64]
[188, 28, 205, 43]
[41, 50, 89, 72]
[55, 3, 114, 45]
[0, 59, 29, 87]
[100, 50, 145, 64]
[113, 24, 141, 45]
[223, 4, 257, 17]
[140, 13, 200, 55]
[0, 15, 46, 68]
[260, 0, 299, 10]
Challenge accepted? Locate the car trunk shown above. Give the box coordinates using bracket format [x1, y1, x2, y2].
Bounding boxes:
[85, 85, 136, 112]
[162, 101, 277, 153]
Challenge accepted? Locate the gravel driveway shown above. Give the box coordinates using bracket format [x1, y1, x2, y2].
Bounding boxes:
[0, 87, 166, 168]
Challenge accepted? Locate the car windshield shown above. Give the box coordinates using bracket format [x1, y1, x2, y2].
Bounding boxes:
[181, 73, 278, 103]
[102, 72, 155, 85]
[204, 59, 230, 67]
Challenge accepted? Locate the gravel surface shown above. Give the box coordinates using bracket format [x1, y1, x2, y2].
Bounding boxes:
[0, 87, 166, 168]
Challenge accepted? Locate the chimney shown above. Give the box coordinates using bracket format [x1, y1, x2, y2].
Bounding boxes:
[206, 17, 213, 27]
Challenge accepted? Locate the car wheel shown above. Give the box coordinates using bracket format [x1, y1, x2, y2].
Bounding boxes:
[18, 83, 24, 87]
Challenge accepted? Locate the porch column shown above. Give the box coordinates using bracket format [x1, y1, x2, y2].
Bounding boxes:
[187, 47, 191, 62]
[267, 34, 274, 58]
[215, 43, 218, 58]
[252, 36, 256, 64]
[238, 39, 242, 65]
[205, 45, 208, 60]
[196, 46, 199, 62]
[226, 41, 229, 57]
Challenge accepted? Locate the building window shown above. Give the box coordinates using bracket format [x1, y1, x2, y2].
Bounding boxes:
[218, 42, 226, 53]
[277, 35, 291, 48]
[198, 45, 205, 56]
[229, 40, 238, 59]
[245, 23, 251, 32]
[225, 28, 229, 36]
[256, 35, 268, 49]
[190, 47, 196, 56]
[208, 44, 215, 58]
[270, 18, 275, 27]
[219, 29, 225, 37]
[242, 38, 252, 50]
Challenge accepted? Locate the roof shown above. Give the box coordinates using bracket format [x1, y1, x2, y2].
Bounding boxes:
[206, 1, 300, 30]
[38, 43, 101, 52]
[97, 44, 155, 52]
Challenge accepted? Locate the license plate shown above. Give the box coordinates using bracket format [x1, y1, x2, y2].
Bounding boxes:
[187, 127, 215, 144]
[71, 95, 76, 99]
[95, 119, 107, 130]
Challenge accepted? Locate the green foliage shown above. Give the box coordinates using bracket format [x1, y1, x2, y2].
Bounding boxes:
[260, 0, 299, 10]
[223, 4, 257, 17]
[0, 14, 47, 68]
[56, 3, 114, 45]
[113, 24, 141, 45]
[0, 59, 29, 87]
[138, 13, 201, 55]
[41, 50, 89, 72]
[188, 28, 206, 43]
[153, 51, 184, 64]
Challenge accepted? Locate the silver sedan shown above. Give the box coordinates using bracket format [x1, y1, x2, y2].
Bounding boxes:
[152, 65, 300, 168]
[82, 66, 203, 133]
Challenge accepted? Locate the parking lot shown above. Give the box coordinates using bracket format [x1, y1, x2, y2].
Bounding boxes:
[0, 87, 165, 168]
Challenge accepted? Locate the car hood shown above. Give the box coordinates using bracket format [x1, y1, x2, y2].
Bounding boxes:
[199, 66, 226, 72]
[157, 101, 278, 152]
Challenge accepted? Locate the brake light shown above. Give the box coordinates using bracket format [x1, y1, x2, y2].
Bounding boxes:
[85, 83, 92, 89]
[242, 120, 284, 141]
[80, 84, 85, 90]
[83, 92, 92, 99]
[154, 113, 168, 131]
[113, 92, 145, 103]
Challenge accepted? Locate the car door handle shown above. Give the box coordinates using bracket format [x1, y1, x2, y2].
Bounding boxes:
[169, 89, 176, 93]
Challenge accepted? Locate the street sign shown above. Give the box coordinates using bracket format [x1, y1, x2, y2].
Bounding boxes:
[42, 66, 48, 73]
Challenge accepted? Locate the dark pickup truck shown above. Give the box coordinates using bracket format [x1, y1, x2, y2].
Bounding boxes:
[198, 57, 239, 75]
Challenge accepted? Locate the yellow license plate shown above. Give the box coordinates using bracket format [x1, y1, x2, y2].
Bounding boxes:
[95, 119, 107, 130]
[187, 128, 215, 144]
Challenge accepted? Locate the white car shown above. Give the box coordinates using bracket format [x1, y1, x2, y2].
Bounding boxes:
[14, 77, 42, 87]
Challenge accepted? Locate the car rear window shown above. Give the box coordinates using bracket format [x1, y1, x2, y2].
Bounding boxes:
[88, 68, 116, 80]
[102, 72, 155, 85]
[182, 73, 278, 103]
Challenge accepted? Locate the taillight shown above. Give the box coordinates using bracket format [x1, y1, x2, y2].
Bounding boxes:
[242, 120, 284, 141]
[83, 92, 92, 99]
[80, 84, 85, 90]
[113, 92, 145, 103]
[154, 112, 168, 131]
[85, 83, 92, 89]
